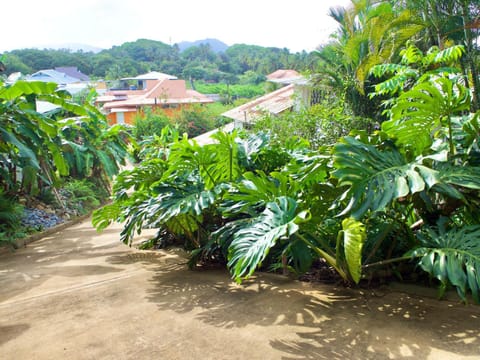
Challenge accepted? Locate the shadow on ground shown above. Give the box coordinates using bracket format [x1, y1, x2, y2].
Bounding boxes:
[0, 226, 132, 303]
[0, 324, 30, 346]
[144, 260, 480, 359]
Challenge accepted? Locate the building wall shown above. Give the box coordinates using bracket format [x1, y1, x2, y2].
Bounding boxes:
[107, 111, 137, 126]
[106, 104, 197, 126]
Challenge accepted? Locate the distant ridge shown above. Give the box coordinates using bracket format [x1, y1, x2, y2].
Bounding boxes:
[177, 38, 228, 53]
[35, 43, 103, 53]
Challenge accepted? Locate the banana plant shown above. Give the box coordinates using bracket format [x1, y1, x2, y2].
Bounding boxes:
[0, 81, 66, 193]
[0, 81, 130, 200]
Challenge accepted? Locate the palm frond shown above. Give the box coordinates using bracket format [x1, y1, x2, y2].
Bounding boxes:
[433, 45, 465, 64]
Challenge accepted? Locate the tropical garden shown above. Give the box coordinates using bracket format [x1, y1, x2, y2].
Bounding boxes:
[0, 80, 131, 244]
[1, 0, 480, 304]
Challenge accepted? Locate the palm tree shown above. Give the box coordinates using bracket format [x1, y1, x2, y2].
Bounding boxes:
[392, 0, 480, 110]
[313, 0, 423, 118]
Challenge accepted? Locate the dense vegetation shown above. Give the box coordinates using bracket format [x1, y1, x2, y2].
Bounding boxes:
[93, 0, 480, 303]
[2, 39, 315, 83]
[1, 0, 479, 304]
[0, 81, 131, 244]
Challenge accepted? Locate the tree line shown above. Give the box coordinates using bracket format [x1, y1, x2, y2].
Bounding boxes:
[2, 39, 316, 83]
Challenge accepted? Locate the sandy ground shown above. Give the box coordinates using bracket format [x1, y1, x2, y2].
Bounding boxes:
[1, 219, 479, 360]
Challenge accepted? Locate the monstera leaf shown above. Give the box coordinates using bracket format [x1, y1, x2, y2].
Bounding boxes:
[383, 78, 470, 156]
[333, 136, 439, 218]
[226, 196, 310, 282]
[107, 176, 219, 245]
[409, 222, 480, 303]
[223, 171, 300, 217]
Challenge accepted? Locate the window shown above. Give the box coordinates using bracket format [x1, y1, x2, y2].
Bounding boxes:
[117, 112, 125, 124]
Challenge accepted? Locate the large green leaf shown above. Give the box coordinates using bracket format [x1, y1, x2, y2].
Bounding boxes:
[165, 136, 217, 187]
[437, 164, 480, 190]
[409, 223, 480, 303]
[383, 78, 471, 156]
[333, 136, 439, 218]
[40, 94, 88, 116]
[113, 158, 166, 195]
[284, 152, 330, 186]
[223, 171, 300, 217]
[342, 218, 366, 284]
[227, 196, 310, 282]
[0, 127, 40, 169]
[96, 149, 119, 178]
[0, 81, 57, 100]
[209, 130, 242, 184]
[92, 202, 124, 232]
[150, 181, 217, 225]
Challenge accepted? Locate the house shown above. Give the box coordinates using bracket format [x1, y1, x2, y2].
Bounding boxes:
[26, 68, 93, 113]
[96, 72, 213, 125]
[26, 69, 79, 85]
[55, 67, 90, 82]
[222, 69, 312, 128]
[266, 69, 304, 85]
[26, 68, 93, 96]
[222, 84, 296, 128]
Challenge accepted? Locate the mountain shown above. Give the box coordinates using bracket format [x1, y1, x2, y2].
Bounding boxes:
[36, 43, 103, 53]
[177, 38, 229, 53]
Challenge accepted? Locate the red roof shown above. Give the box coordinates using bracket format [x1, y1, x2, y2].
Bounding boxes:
[101, 78, 212, 110]
[222, 84, 295, 123]
[266, 69, 302, 83]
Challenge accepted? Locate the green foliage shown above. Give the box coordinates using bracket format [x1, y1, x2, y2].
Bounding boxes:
[226, 196, 310, 282]
[133, 107, 170, 141]
[63, 179, 101, 215]
[254, 101, 374, 148]
[171, 105, 215, 138]
[410, 221, 480, 303]
[0, 80, 130, 228]
[333, 136, 436, 218]
[194, 81, 266, 99]
[0, 190, 24, 245]
[341, 218, 366, 284]
[370, 43, 466, 100]
[3, 40, 314, 83]
[238, 71, 266, 85]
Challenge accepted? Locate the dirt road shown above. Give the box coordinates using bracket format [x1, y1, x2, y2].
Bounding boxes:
[1, 219, 479, 359]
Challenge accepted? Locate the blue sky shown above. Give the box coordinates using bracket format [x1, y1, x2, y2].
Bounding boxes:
[2, 0, 352, 53]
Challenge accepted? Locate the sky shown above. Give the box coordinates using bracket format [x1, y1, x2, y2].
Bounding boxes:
[1, 0, 352, 53]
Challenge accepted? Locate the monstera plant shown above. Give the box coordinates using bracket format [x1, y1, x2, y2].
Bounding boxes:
[331, 67, 480, 302]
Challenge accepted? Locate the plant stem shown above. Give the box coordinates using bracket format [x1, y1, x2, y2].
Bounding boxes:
[296, 233, 348, 281]
[363, 255, 413, 269]
[446, 115, 455, 156]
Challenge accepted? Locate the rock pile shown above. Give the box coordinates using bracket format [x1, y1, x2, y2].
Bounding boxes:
[21, 208, 64, 230]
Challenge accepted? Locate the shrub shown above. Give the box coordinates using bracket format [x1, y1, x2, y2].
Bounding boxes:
[133, 107, 170, 141]
[254, 101, 375, 148]
[0, 190, 25, 246]
[171, 105, 215, 138]
[63, 179, 101, 215]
